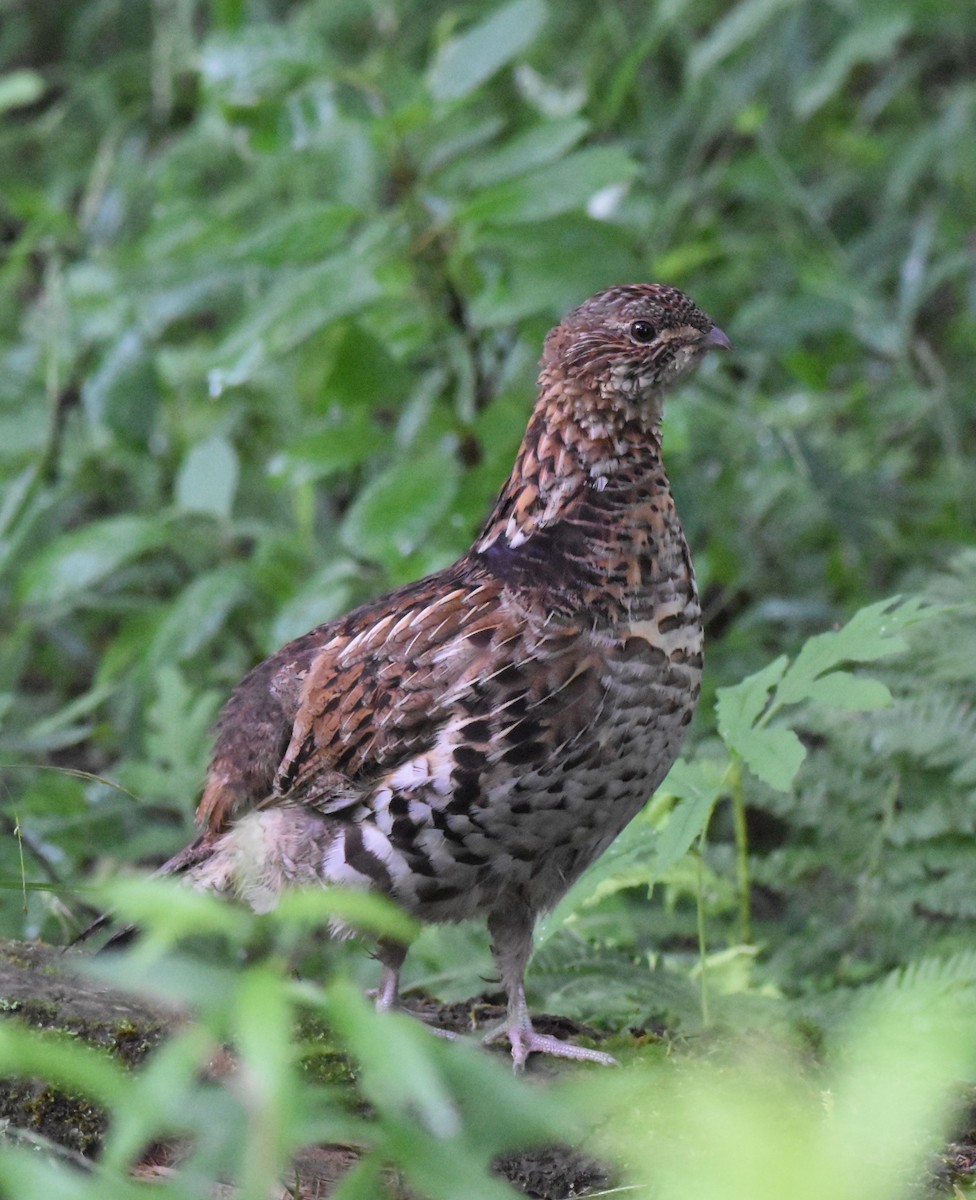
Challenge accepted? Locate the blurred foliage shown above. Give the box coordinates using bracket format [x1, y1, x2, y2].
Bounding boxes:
[1, 0, 975, 1193]
[0, 884, 975, 1198]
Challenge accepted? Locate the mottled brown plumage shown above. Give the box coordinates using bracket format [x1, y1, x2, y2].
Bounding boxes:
[167, 284, 730, 1067]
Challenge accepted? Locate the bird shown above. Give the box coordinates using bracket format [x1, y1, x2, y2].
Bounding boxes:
[127, 283, 730, 1069]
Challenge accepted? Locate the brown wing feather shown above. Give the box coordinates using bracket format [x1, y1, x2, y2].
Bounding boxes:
[272, 576, 511, 809]
[196, 561, 507, 832]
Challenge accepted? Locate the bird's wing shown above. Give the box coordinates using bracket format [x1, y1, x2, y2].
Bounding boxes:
[196, 564, 514, 831]
[197, 544, 609, 836]
[271, 575, 514, 810]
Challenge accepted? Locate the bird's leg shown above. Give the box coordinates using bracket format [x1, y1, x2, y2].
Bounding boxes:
[484, 903, 617, 1070]
[373, 938, 407, 1012]
[372, 938, 457, 1040]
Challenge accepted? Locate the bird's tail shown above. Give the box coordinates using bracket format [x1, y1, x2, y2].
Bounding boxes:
[66, 833, 220, 953]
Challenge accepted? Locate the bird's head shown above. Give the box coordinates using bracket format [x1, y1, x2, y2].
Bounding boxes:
[543, 283, 731, 407]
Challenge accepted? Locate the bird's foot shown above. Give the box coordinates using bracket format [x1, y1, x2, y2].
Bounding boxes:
[369, 984, 460, 1040]
[424, 1023, 459, 1041]
[411, 1010, 460, 1040]
[484, 1021, 617, 1070]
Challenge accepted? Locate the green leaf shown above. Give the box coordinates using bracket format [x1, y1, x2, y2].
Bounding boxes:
[200, 27, 318, 105]
[322, 977, 563, 1197]
[437, 116, 589, 190]
[427, 0, 548, 102]
[803, 672, 893, 711]
[795, 14, 911, 118]
[207, 251, 383, 393]
[648, 758, 726, 874]
[275, 887, 419, 946]
[99, 876, 254, 945]
[101, 1026, 219, 1172]
[148, 566, 249, 666]
[687, 0, 796, 81]
[8, 682, 112, 753]
[0, 70, 45, 114]
[716, 656, 788, 744]
[82, 328, 159, 440]
[274, 408, 387, 484]
[117, 665, 220, 803]
[231, 202, 359, 266]
[267, 560, 361, 648]
[717, 658, 808, 790]
[339, 448, 460, 562]
[733, 726, 807, 792]
[233, 967, 296, 1191]
[457, 146, 637, 225]
[0, 1153, 147, 1200]
[467, 217, 640, 324]
[327, 980, 462, 1140]
[17, 516, 171, 608]
[775, 596, 926, 706]
[174, 434, 240, 519]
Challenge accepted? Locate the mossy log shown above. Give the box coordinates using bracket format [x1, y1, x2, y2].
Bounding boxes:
[0, 940, 611, 1198]
[0, 940, 368, 1195]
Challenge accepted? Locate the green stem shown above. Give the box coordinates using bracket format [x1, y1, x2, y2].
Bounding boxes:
[696, 829, 710, 1028]
[729, 754, 752, 945]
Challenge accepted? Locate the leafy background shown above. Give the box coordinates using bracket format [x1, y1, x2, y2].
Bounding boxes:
[1, 0, 975, 1196]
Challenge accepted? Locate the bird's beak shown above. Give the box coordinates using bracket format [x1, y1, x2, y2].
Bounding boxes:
[700, 324, 733, 351]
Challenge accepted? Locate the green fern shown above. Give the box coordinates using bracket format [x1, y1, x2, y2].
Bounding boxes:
[747, 554, 976, 989]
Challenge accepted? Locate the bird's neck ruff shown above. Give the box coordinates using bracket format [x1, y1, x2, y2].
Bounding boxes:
[472, 368, 688, 624]
[476, 366, 669, 557]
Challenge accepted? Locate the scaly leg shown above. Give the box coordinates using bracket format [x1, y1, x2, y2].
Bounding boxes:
[373, 938, 407, 1012]
[485, 901, 617, 1070]
[372, 938, 457, 1039]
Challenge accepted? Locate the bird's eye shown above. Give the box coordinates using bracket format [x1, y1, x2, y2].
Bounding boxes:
[629, 320, 657, 343]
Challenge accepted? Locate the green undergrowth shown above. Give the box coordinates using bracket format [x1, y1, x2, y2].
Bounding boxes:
[1, 0, 975, 1195]
[0, 883, 975, 1198]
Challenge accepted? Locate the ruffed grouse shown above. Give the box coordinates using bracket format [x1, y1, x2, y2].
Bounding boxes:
[152, 284, 729, 1068]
